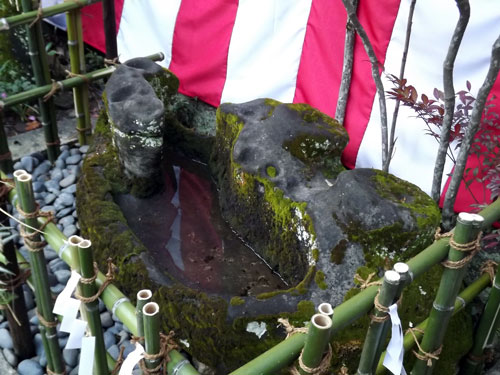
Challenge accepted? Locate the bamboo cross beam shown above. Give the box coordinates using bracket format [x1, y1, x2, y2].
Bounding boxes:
[0, 52, 165, 109]
[0, 0, 101, 30]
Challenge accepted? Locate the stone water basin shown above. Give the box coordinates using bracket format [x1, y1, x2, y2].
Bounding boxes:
[115, 152, 287, 297]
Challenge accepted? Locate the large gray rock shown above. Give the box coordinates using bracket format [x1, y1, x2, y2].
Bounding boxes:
[213, 99, 441, 307]
[105, 58, 169, 193]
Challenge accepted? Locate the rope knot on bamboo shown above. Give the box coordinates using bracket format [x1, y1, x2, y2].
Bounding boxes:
[480, 260, 498, 284]
[36, 309, 58, 328]
[138, 331, 179, 375]
[354, 272, 382, 289]
[43, 80, 64, 102]
[17, 203, 54, 252]
[435, 228, 483, 269]
[370, 290, 391, 323]
[290, 345, 333, 375]
[46, 367, 67, 375]
[75, 258, 116, 303]
[277, 318, 308, 338]
[29, 5, 43, 28]
[407, 327, 442, 367]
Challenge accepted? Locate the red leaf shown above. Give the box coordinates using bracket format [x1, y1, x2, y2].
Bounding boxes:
[466, 80, 471, 91]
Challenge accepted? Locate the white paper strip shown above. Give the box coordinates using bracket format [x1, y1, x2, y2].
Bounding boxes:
[53, 270, 81, 315]
[59, 298, 82, 332]
[119, 343, 145, 375]
[78, 336, 96, 375]
[66, 319, 88, 350]
[383, 303, 407, 375]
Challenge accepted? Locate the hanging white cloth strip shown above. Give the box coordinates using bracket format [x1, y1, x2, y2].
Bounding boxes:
[383, 303, 407, 375]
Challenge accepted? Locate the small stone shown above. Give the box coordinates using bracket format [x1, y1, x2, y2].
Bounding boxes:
[44, 193, 57, 205]
[63, 348, 79, 367]
[55, 159, 65, 169]
[18, 359, 43, 375]
[55, 269, 71, 284]
[100, 311, 113, 328]
[62, 169, 70, 178]
[33, 161, 51, 179]
[62, 184, 77, 195]
[30, 326, 39, 335]
[56, 207, 73, 219]
[108, 345, 120, 360]
[79, 145, 89, 154]
[0, 328, 13, 350]
[117, 330, 129, 345]
[122, 340, 135, 357]
[44, 245, 58, 261]
[20, 156, 36, 173]
[3, 348, 17, 367]
[50, 284, 65, 294]
[32, 181, 46, 193]
[66, 154, 82, 165]
[103, 331, 116, 349]
[70, 365, 79, 375]
[13, 161, 23, 171]
[23, 289, 34, 310]
[51, 168, 64, 182]
[58, 336, 68, 349]
[29, 314, 39, 326]
[40, 205, 56, 214]
[73, 210, 78, 218]
[0, 321, 8, 329]
[66, 165, 81, 176]
[58, 149, 70, 161]
[44, 180, 60, 194]
[56, 193, 75, 207]
[70, 148, 81, 156]
[63, 225, 78, 237]
[58, 215, 75, 227]
[59, 174, 76, 188]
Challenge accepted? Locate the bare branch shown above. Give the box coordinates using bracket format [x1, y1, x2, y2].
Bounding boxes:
[340, 0, 390, 171]
[335, 0, 359, 124]
[442, 34, 500, 229]
[431, 0, 470, 203]
[388, 0, 417, 161]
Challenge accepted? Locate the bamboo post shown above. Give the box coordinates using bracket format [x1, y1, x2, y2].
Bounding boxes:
[296, 313, 333, 375]
[461, 263, 500, 375]
[20, 0, 59, 162]
[77, 239, 109, 375]
[75, 7, 92, 141]
[0, 112, 13, 174]
[136, 289, 152, 345]
[375, 271, 492, 375]
[143, 302, 162, 372]
[318, 302, 334, 318]
[102, 0, 118, 60]
[14, 170, 65, 374]
[357, 270, 401, 375]
[65, 3, 89, 145]
[411, 213, 484, 375]
[0, 199, 35, 359]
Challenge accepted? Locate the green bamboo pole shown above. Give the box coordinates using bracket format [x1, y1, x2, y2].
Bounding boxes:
[230, 199, 500, 375]
[2, 52, 165, 108]
[2, 0, 100, 29]
[102, 0, 118, 60]
[13, 170, 65, 374]
[318, 302, 334, 317]
[376, 272, 492, 375]
[0, 112, 13, 173]
[297, 314, 333, 375]
[20, 0, 59, 162]
[461, 264, 500, 375]
[65, 5, 88, 145]
[143, 302, 162, 372]
[77, 239, 109, 375]
[357, 270, 401, 375]
[411, 213, 484, 375]
[136, 289, 152, 345]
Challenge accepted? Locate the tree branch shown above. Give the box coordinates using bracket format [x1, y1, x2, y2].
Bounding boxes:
[388, 0, 417, 162]
[335, 0, 359, 124]
[442, 34, 500, 229]
[431, 0, 470, 203]
[341, 0, 390, 171]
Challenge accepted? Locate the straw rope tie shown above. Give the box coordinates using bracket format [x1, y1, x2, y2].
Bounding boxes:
[36, 309, 58, 329]
[29, 5, 43, 28]
[43, 81, 64, 102]
[278, 318, 308, 339]
[370, 290, 391, 323]
[110, 346, 126, 375]
[17, 203, 54, 252]
[289, 344, 333, 375]
[46, 367, 67, 375]
[435, 228, 483, 269]
[138, 331, 179, 375]
[0, 268, 31, 292]
[46, 139, 61, 146]
[354, 272, 382, 289]
[65, 69, 90, 84]
[407, 327, 442, 367]
[480, 260, 498, 284]
[75, 258, 116, 303]
[104, 57, 120, 66]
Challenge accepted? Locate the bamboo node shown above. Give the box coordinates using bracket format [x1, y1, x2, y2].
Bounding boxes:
[277, 318, 308, 338]
[480, 260, 498, 284]
[441, 232, 483, 269]
[29, 5, 43, 28]
[354, 272, 382, 289]
[407, 327, 442, 367]
[43, 81, 64, 102]
[139, 331, 179, 375]
[75, 258, 116, 304]
[36, 309, 58, 328]
[290, 344, 333, 375]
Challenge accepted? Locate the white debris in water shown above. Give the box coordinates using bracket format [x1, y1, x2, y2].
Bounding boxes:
[246, 321, 267, 339]
[179, 339, 190, 348]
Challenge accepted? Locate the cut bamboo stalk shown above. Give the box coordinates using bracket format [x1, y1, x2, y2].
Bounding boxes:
[14, 171, 65, 374]
[411, 213, 484, 375]
[0, 113, 13, 174]
[2, 0, 100, 29]
[460, 264, 500, 375]
[65, 5, 88, 145]
[318, 302, 334, 317]
[2, 52, 165, 108]
[77, 239, 109, 375]
[357, 270, 400, 375]
[136, 289, 152, 345]
[20, 0, 59, 162]
[102, 0, 118, 60]
[143, 302, 162, 372]
[297, 314, 333, 375]
[376, 272, 492, 375]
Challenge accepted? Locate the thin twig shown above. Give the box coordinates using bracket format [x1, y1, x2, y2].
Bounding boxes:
[341, 0, 390, 171]
[431, 0, 470, 203]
